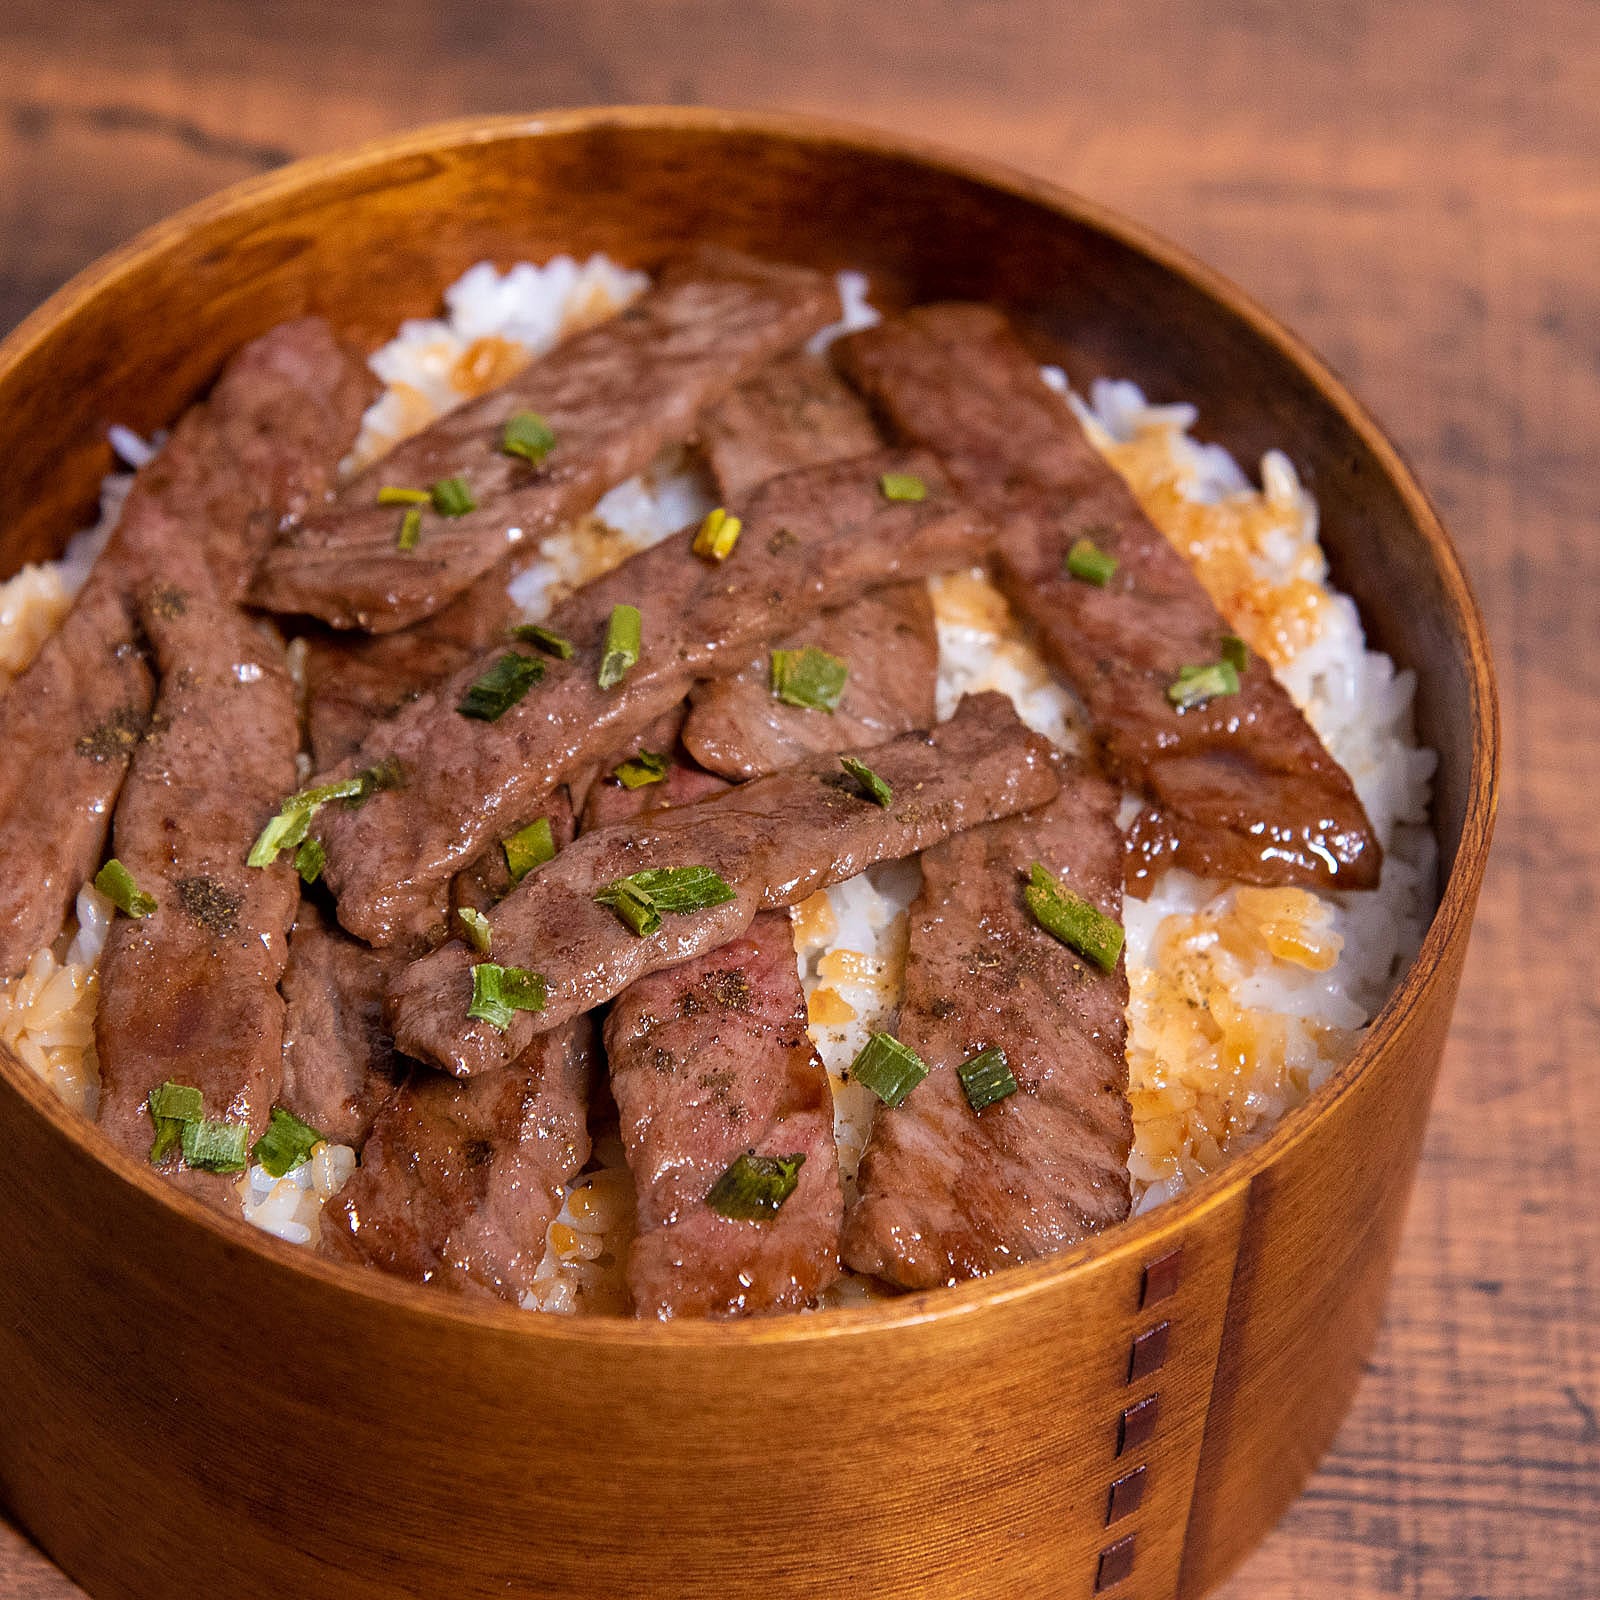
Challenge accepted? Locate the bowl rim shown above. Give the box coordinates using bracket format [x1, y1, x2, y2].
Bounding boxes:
[0, 104, 1500, 1348]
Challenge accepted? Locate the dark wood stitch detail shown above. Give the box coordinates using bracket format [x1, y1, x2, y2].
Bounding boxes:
[1127, 1319, 1171, 1383]
[1106, 1464, 1147, 1525]
[1140, 1246, 1184, 1308]
[1117, 1393, 1160, 1456]
[1094, 1534, 1137, 1591]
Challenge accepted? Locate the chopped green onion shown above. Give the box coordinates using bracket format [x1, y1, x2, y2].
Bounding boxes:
[456, 906, 493, 955]
[500, 411, 557, 466]
[507, 622, 574, 660]
[958, 1047, 1019, 1112]
[705, 1152, 806, 1220]
[770, 646, 848, 712]
[294, 837, 326, 884]
[850, 1032, 929, 1109]
[247, 771, 376, 867]
[395, 506, 423, 551]
[467, 962, 548, 1031]
[251, 1107, 325, 1178]
[502, 817, 556, 884]
[595, 865, 737, 936]
[838, 755, 893, 808]
[1065, 536, 1118, 586]
[353, 756, 405, 802]
[596, 877, 660, 936]
[457, 651, 545, 721]
[598, 604, 642, 690]
[879, 471, 928, 503]
[293, 775, 374, 809]
[147, 1080, 203, 1164]
[180, 1117, 251, 1174]
[94, 858, 157, 918]
[376, 486, 431, 506]
[1024, 862, 1125, 972]
[692, 506, 744, 561]
[1166, 659, 1241, 711]
[613, 749, 669, 789]
[1221, 633, 1250, 672]
[430, 475, 476, 517]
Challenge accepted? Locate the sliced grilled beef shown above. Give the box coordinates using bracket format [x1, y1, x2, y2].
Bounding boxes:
[0, 318, 368, 978]
[387, 693, 1060, 1074]
[280, 904, 405, 1148]
[696, 348, 882, 498]
[317, 1019, 595, 1300]
[302, 562, 520, 768]
[93, 582, 301, 1207]
[842, 769, 1133, 1288]
[250, 248, 838, 633]
[682, 584, 939, 779]
[314, 451, 990, 947]
[609, 914, 842, 1318]
[683, 351, 937, 778]
[452, 786, 578, 917]
[835, 304, 1381, 895]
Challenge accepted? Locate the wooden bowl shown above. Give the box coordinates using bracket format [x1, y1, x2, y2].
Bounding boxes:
[0, 109, 1497, 1600]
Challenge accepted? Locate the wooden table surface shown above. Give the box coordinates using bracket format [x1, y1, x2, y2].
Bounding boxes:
[1, 2, 1594, 1595]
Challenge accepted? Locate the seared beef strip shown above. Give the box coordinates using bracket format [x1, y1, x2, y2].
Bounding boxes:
[387, 693, 1060, 1074]
[302, 561, 520, 768]
[250, 248, 838, 633]
[317, 1019, 596, 1301]
[609, 914, 842, 1318]
[682, 585, 939, 780]
[93, 582, 301, 1207]
[842, 769, 1132, 1289]
[314, 450, 990, 947]
[696, 348, 883, 499]
[0, 318, 368, 978]
[586, 737, 843, 1317]
[280, 904, 406, 1149]
[683, 351, 938, 779]
[834, 304, 1381, 895]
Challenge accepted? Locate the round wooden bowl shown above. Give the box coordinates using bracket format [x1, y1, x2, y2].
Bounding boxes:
[0, 109, 1497, 1600]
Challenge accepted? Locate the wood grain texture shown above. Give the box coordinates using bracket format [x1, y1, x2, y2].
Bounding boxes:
[0, 2, 1587, 1596]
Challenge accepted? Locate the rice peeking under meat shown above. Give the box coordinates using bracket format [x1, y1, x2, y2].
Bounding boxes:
[0, 254, 1434, 1313]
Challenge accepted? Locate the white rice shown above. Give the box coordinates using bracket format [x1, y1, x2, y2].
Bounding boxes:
[0, 259, 1434, 1300]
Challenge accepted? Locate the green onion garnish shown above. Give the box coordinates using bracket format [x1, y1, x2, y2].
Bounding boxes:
[457, 652, 545, 721]
[850, 1032, 929, 1109]
[456, 906, 493, 955]
[1221, 633, 1250, 672]
[502, 817, 556, 885]
[598, 604, 642, 690]
[507, 622, 574, 660]
[467, 962, 548, 1031]
[879, 471, 928, 503]
[501, 411, 557, 466]
[376, 486, 430, 506]
[705, 1152, 806, 1220]
[248, 769, 389, 868]
[147, 1081, 203, 1164]
[1166, 659, 1241, 711]
[595, 865, 737, 936]
[1024, 862, 1125, 972]
[692, 506, 744, 561]
[294, 837, 326, 884]
[838, 755, 893, 808]
[770, 646, 848, 712]
[1065, 536, 1118, 586]
[180, 1117, 251, 1174]
[614, 749, 669, 789]
[251, 1107, 325, 1178]
[430, 475, 476, 517]
[396, 506, 423, 551]
[94, 858, 157, 918]
[958, 1047, 1019, 1112]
